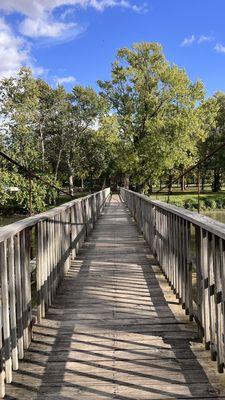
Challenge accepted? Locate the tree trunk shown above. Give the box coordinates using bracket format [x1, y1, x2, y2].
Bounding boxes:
[124, 174, 130, 189]
[201, 175, 206, 192]
[81, 178, 84, 189]
[55, 148, 63, 181]
[180, 174, 185, 191]
[102, 177, 106, 190]
[69, 175, 74, 196]
[212, 168, 222, 192]
[90, 175, 93, 193]
[168, 174, 173, 193]
[67, 157, 74, 196]
[39, 126, 45, 172]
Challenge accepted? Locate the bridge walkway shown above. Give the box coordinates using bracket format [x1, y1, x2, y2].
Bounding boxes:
[5, 195, 225, 399]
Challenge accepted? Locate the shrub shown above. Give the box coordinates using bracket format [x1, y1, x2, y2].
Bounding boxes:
[199, 199, 207, 211]
[222, 198, 225, 208]
[216, 199, 223, 209]
[204, 198, 217, 209]
[170, 199, 185, 208]
[208, 199, 217, 209]
[184, 199, 198, 210]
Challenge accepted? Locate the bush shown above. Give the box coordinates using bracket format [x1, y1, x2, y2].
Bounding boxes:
[184, 199, 198, 210]
[216, 198, 225, 209]
[199, 200, 207, 211]
[167, 195, 225, 211]
[216, 199, 223, 209]
[204, 198, 217, 209]
[170, 199, 185, 208]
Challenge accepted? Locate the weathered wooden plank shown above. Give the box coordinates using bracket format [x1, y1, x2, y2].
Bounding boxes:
[15, 232, 24, 360]
[0, 241, 12, 383]
[8, 236, 18, 371]
[0, 300, 5, 398]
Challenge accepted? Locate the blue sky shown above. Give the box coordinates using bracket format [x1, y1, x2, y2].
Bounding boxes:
[0, 0, 225, 96]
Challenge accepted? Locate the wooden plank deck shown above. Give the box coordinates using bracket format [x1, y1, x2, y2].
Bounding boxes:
[5, 194, 225, 399]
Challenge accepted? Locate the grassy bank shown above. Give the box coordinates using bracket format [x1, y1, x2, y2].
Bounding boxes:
[150, 191, 225, 211]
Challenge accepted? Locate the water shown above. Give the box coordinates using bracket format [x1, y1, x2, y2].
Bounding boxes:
[203, 210, 225, 225]
[0, 215, 25, 227]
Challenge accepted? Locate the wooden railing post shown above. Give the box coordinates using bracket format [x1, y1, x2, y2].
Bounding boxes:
[36, 223, 42, 322]
[0, 241, 12, 383]
[214, 236, 224, 372]
[8, 236, 18, 371]
[0, 300, 4, 399]
[15, 233, 24, 359]
[71, 205, 76, 260]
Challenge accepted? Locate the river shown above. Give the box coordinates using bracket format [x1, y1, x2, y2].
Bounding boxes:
[203, 210, 225, 224]
[0, 215, 26, 227]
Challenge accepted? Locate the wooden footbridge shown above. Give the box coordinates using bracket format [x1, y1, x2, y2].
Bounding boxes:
[1, 188, 225, 399]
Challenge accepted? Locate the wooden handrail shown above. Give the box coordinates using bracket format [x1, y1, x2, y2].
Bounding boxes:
[120, 187, 225, 374]
[121, 188, 225, 240]
[0, 189, 110, 242]
[0, 188, 111, 398]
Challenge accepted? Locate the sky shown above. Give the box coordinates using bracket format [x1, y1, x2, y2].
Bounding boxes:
[0, 0, 225, 95]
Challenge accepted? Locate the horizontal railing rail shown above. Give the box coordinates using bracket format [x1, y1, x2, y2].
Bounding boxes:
[120, 187, 225, 374]
[0, 188, 111, 398]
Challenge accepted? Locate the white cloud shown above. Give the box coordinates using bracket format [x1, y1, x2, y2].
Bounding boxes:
[0, 0, 44, 18]
[0, 1, 147, 39]
[0, 0, 147, 80]
[131, 3, 148, 13]
[55, 75, 76, 85]
[19, 17, 77, 38]
[198, 35, 214, 44]
[0, 1, 88, 18]
[0, 0, 145, 16]
[214, 43, 225, 54]
[0, 18, 30, 78]
[180, 35, 195, 47]
[88, 0, 147, 12]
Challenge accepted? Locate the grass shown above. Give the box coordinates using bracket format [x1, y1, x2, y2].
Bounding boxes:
[149, 188, 225, 211]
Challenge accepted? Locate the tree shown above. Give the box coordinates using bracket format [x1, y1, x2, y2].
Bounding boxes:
[0, 67, 40, 170]
[98, 42, 206, 191]
[198, 93, 225, 192]
[76, 115, 121, 189]
[62, 85, 108, 194]
[42, 85, 71, 180]
[0, 68, 59, 212]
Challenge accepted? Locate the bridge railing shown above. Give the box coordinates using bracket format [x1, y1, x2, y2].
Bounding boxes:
[0, 188, 110, 397]
[120, 187, 225, 373]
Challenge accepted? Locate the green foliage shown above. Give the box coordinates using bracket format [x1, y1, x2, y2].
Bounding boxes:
[163, 193, 225, 211]
[0, 68, 109, 211]
[98, 42, 207, 188]
[183, 199, 198, 210]
[0, 42, 224, 215]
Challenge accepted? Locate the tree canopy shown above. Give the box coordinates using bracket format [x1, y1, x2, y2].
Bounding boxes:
[0, 42, 223, 212]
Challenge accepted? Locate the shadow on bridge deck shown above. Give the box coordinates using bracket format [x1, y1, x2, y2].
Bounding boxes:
[5, 195, 225, 399]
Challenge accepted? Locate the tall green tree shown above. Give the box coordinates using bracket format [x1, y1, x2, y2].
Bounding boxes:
[98, 42, 206, 191]
[198, 93, 225, 192]
[63, 85, 108, 194]
[0, 67, 40, 169]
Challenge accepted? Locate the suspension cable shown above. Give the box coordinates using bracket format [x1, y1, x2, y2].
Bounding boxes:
[154, 139, 225, 195]
[0, 150, 73, 198]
